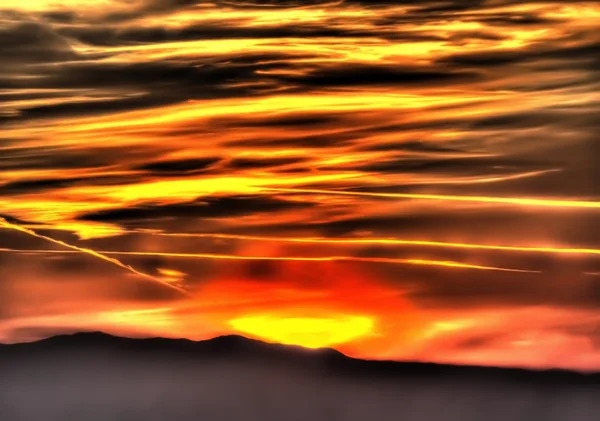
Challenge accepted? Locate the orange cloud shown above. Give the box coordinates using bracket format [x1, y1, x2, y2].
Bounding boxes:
[1, 0, 599, 371]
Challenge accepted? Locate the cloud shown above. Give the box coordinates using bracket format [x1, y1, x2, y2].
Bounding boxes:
[373, 260, 600, 310]
[0, 178, 94, 196]
[0, 253, 183, 322]
[135, 158, 222, 175]
[0, 145, 163, 171]
[282, 64, 480, 88]
[220, 112, 347, 129]
[439, 39, 600, 73]
[219, 0, 336, 8]
[341, 154, 543, 176]
[78, 196, 312, 223]
[1, 0, 600, 369]
[226, 157, 308, 170]
[0, 21, 78, 66]
[0, 53, 306, 124]
[0, 174, 139, 196]
[225, 131, 360, 148]
[66, 23, 387, 46]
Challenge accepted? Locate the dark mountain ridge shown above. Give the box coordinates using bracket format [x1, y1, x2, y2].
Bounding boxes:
[1, 331, 598, 384]
[1, 332, 599, 421]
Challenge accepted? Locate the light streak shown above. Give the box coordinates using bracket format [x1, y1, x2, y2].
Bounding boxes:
[139, 232, 600, 256]
[0, 218, 189, 296]
[0, 247, 539, 273]
[18, 226, 600, 256]
[267, 188, 600, 209]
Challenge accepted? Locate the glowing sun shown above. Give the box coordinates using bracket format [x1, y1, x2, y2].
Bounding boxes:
[228, 314, 375, 348]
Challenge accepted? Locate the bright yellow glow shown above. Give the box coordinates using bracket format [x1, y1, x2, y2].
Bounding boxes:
[229, 314, 375, 348]
[157, 268, 186, 285]
[157, 268, 186, 278]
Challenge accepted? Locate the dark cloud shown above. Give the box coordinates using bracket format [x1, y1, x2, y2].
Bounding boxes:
[480, 13, 561, 26]
[261, 205, 600, 249]
[0, 178, 90, 196]
[0, 174, 139, 196]
[239, 260, 280, 281]
[0, 42, 484, 124]
[75, 24, 385, 46]
[406, 269, 600, 310]
[220, 113, 347, 129]
[226, 131, 360, 148]
[1, 1, 595, 125]
[135, 158, 222, 175]
[40, 11, 78, 24]
[220, 0, 335, 8]
[0, 54, 303, 124]
[439, 39, 600, 72]
[469, 111, 565, 131]
[78, 196, 311, 223]
[33, 58, 277, 92]
[0, 146, 164, 171]
[339, 155, 545, 176]
[1, 95, 178, 124]
[226, 157, 308, 170]
[0, 22, 77, 66]
[283, 64, 480, 88]
[438, 50, 526, 68]
[357, 140, 465, 154]
[58, 18, 448, 48]
[448, 333, 505, 350]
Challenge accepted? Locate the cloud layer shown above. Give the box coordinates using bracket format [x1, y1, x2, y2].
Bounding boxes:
[1, 0, 599, 370]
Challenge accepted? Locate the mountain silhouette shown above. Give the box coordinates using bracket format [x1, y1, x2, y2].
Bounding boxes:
[1, 332, 599, 421]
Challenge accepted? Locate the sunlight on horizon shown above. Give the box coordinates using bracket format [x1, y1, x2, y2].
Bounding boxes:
[229, 314, 375, 349]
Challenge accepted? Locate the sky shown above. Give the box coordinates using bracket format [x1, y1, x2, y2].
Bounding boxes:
[0, 0, 599, 371]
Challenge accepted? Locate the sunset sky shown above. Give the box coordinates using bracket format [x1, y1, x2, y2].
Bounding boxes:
[1, 0, 599, 371]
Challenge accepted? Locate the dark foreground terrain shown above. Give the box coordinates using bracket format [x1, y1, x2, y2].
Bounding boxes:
[1, 332, 599, 421]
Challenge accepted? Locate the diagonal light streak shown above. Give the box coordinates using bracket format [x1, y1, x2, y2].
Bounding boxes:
[0, 218, 189, 296]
